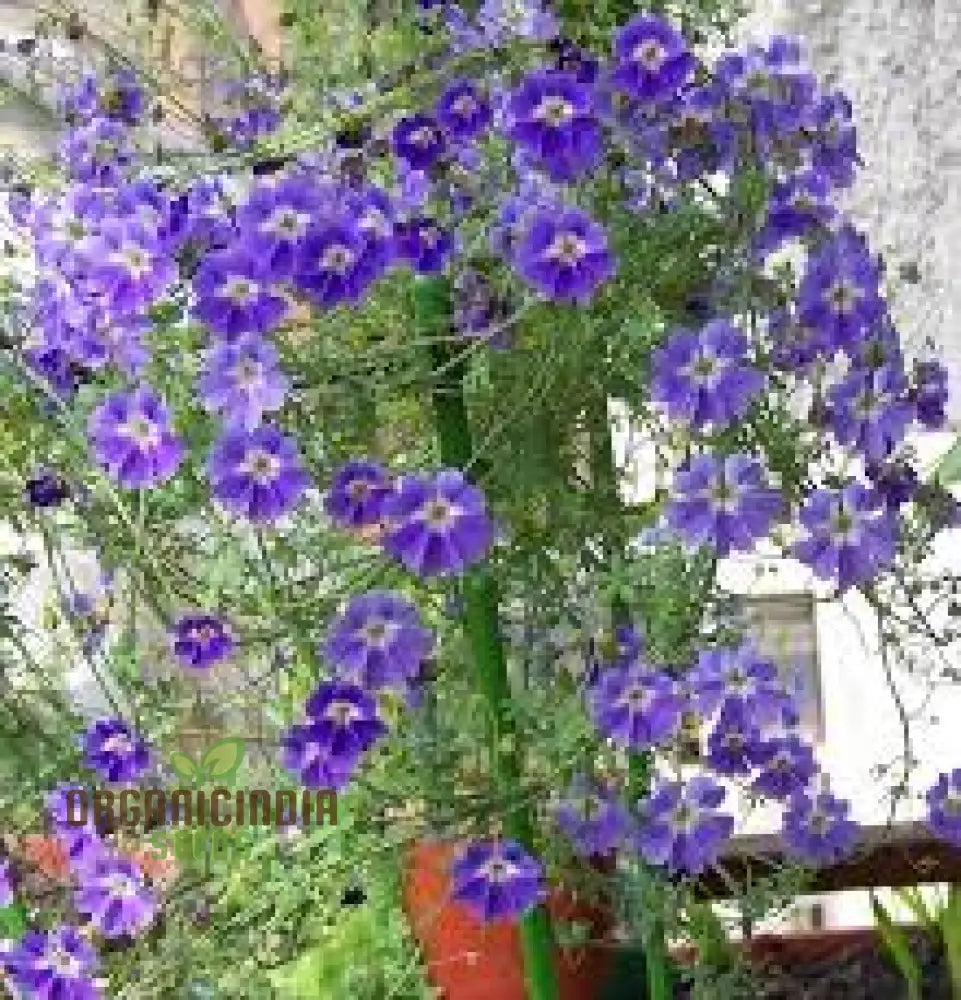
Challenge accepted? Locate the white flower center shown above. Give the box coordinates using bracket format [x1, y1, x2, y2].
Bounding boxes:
[634, 40, 666, 71]
[321, 244, 355, 274]
[535, 96, 575, 127]
[224, 277, 258, 304]
[123, 416, 159, 447]
[546, 232, 587, 265]
[243, 448, 280, 482]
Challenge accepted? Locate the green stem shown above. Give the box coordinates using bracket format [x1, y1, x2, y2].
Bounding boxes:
[588, 397, 672, 1000]
[417, 276, 559, 1000]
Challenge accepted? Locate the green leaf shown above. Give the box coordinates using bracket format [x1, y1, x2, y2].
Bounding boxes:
[201, 738, 246, 782]
[930, 436, 961, 485]
[940, 885, 961, 997]
[895, 886, 936, 932]
[169, 750, 203, 783]
[0, 902, 26, 938]
[871, 891, 922, 1000]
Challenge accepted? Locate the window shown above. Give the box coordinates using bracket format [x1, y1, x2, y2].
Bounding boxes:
[737, 592, 825, 743]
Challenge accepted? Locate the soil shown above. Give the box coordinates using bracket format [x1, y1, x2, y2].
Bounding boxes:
[672, 929, 952, 1000]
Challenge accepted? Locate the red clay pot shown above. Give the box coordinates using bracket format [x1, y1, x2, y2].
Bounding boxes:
[401, 840, 615, 1000]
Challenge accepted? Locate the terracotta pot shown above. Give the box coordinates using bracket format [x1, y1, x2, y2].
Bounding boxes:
[401, 840, 615, 1000]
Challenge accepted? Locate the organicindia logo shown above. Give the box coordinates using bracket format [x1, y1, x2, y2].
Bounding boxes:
[62, 737, 338, 869]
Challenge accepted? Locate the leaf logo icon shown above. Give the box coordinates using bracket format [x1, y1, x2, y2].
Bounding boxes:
[169, 750, 204, 784]
[168, 738, 245, 785]
[201, 737, 246, 783]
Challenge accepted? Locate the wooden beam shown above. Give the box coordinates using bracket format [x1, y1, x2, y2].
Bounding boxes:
[693, 823, 961, 900]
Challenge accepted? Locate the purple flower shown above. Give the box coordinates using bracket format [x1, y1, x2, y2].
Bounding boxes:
[25, 470, 71, 509]
[324, 590, 434, 692]
[6, 925, 101, 1000]
[911, 360, 950, 429]
[781, 790, 858, 865]
[689, 644, 795, 725]
[236, 176, 321, 278]
[477, 0, 558, 44]
[392, 114, 447, 170]
[208, 425, 312, 523]
[62, 70, 144, 126]
[505, 69, 602, 181]
[84, 221, 176, 316]
[193, 250, 289, 339]
[324, 459, 392, 528]
[284, 682, 387, 789]
[449, 838, 546, 922]
[797, 226, 885, 354]
[553, 38, 601, 85]
[60, 118, 132, 185]
[87, 385, 184, 490]
[665, 452, 783, 556]
[754, 169, 836, 254]
[588, 661, 684, 751]
[83, 718, 150, 784]
[827, 365, 914, 463]
[381, 469, 493, 578]
[395, 216, 453, 273]
[172, 613, 235, 670]
[293, 217, 380, 307]
[347, 185, 398, 275]
[74, 856, 157, 938]
[632, 776, 734, 875]
[437, 79, 492, 140]
[610, 14, 695, 102]
[751, 735, 818, 800]
[514, 207, 613, 303]
[925, 769, 961, 847]
[0, 859, 14, 907]
[866, 459, 920, 510]
[794, 482, 897, 591]
[197, 334, 289, 430]
[705, 700, 763, 777]
[46, 785, 109, 868]
[554, 775, 628, 857]
[651, 319, 764, 428]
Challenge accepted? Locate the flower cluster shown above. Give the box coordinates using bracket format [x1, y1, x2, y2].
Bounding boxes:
[569, 639, 853, 874]
[6, 2, 955, 948]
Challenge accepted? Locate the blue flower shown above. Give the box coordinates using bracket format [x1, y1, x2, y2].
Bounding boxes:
[197, 334, 289, 431]
[437, 79, 492, 141]
[87, 385, 184, 490]
[83, 718, 150, 784]
[172, 613, 235, 670]
[449, 838, 546, 922]
[381, 469, 493, 578]
[6, 925, 101, 1000]
[782, 790, 858, 865]
[925, 769, 961, 847]
[588, 661, 685, 751]
[651, 319, 763, 428]
[827, 365, 914, 463]
[324, 590, 434, 692]
[392, 113, 447, 171]
[631, 775, 734, 876]
[208, 425, 312, 524]
[554, 775, 628, 858]
[513, 206, 613, 303]
[665, 452, 783, 556]
[794, 482, 897, 591]
[506, 70, 602, 182]
[324, 459, 393, 529]
[610, 14, 695, 102]
[193, 250, 289, 338]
